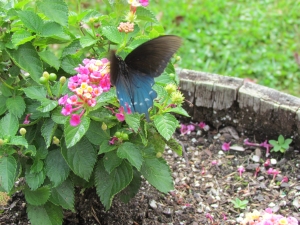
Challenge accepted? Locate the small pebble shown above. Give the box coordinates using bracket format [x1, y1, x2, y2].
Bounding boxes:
[149, 199, 157, 209]
[270, 158, 277, 165]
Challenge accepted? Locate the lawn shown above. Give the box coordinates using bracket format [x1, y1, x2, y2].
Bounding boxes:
[149, 0, 300, 95]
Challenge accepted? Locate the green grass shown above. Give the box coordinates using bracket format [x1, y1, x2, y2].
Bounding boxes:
[149, 0, 300, 95]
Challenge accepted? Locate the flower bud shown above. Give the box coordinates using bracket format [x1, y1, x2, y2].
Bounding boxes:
[42, 71, 50, 79]
[19, 128, 26, 136]
[171, 91, 184, 105]
[59, 76, 66, 84]
[164, 83, 177, 95]
[52, 136, 60, 146]
[156, 152, 162, 158]
[0, 138, 4, 146]
[102, 122, 107, 131]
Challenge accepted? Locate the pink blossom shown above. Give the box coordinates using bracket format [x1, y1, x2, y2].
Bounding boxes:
[199, 122, 206, 129]
[211, 160, 218, 165]
[260, 140, 272, 157]
[244, 138, 259, 146]
[23, 114, 31, 124]
[109, 137, 118, 145]
[58, 94, 68, 105]
[237, 166, 245, 177]
[222, 142, 231, 151]
[61, 104, 73, 116]
[180, 124, 195, 135]
[70, 114, 81, 126]
[116, 106, 125, 122]
[139, 0, 149, 6]
[281, 176, 288, 184]
[264, 159, 271, 167]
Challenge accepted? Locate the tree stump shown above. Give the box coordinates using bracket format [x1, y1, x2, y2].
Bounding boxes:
[178, 69, 300, 147]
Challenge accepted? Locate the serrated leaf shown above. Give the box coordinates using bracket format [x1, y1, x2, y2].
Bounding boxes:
[165, 137, 182, 156]
[148, 130, 166, 153]
[61, 40, 81, 57]
[38, 50, 60, 70]
[85, 121, 110, 145]
[141, 157, 173, 193]
[61, 138, 96, 180]
[49, 179, 74, 211]
[102, 26, 124, 44]
[117, 142, 143, 171]
[0, 156, 17, 192]
[37, 0, 68, 27]
[6, 43, 43, 83]
[27, 202, 63, 225]
[23, 86, 47, 100]
[119, 169, 141, 203]
[80, 35, 97, 48]
[18, 10, 43, 33]
[11, 30, 35, 46]
[154, 72, 174, 86]
[0, 95, 8, 116]
[6, 95, 26, 118]
[45, 149, 70, 187]
[41, 118, 57, 148]
[40, 21, 65, 37]
[0, 113, 18, 136]
[37, 99, 58, 113]
[95, 160, 133, 210]
[99, 140, 118, 154]
[64, 116, 90, 148]
[136, 7, 158, 23]
[25, 169, 45, 190]
[24, 145, 37, 156]
[103, 151, 123, 174]
[51, 107, 68, 124]
[154, 113, 178, 141]
[166, 106, 190, 117]
[24, 186, 51, 206]
[124, 113, 140, 132]
[10, 136, 28, 148]
[61, 55, 82, 74]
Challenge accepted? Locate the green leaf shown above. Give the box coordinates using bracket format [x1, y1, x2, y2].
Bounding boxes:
[38, 50, 60, 70]
[27, 202, 63, 225]
[45, 149, 70, 187]
[51, 107, 67, 125]
[6, 43, 43, 83]
[6, 96, 26, 118]
[136, 7, 158, 23]
[95, 160, 133, 210]
[24, 145, 37, 156]
[154, 113, 178, 141]
[166, 137, 182, 156]
[49, 179, 74, 211]
[125, 113, 140, 133]
[41, 118, 57, 148]
[64, 116, 90, 148]
[166, 106, 190, 117]
[23, 86, 47, 101]
[0, 113, 18, 137]
[37, 0, 69, 27]
[0, 156, 17, 192]
[102, 26, 124, 44]
[117, 142, 143, 171]
[61, 40, 81, 57]
[11, 30, 35, 46]
[80, 35, 97, 48]
[61, 138, 97, 181]
[278, 135, 285, 145]
[37, 99, 58, 112]
[10, 136, 28, 148]
[40, 21, 65, 37]
[103, 151, 123, 174]
[99, 140, 118, 154]
[141, 157, 173, 193]
[119, 169, 141, 203]
[0, 95, 8, 116]
[18, 10, 43, 33]
[25, 169, 45, 190]
[148, 129, 166, 153]
[24, 186, 51, 206]
[61, 55, 82, 74]
[85, 121, 110, 145]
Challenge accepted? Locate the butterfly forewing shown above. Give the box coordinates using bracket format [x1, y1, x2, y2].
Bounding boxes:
[124, 35, 182, 77]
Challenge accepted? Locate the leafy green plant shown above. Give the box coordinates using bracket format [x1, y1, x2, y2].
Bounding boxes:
[0, 0, 188, 224]
[269, 135, 292, 153]
[231, 198, 248, 210]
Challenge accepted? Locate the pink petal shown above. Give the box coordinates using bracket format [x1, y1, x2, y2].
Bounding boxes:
[70, 114, 81, 126]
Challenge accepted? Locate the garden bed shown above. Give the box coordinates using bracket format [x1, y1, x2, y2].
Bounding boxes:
[1, 70, 299, 224]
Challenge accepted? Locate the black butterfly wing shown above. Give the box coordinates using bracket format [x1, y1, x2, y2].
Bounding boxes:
[124, 35, 182, 77]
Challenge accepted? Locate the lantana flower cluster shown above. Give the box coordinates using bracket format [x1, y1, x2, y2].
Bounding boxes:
[241, 208, 298, 225]
[58, 58, 111, 126]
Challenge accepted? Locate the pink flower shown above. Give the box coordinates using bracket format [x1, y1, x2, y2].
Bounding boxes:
[139, 0, 149, 6]
[180, 124, 195, 135]
[61, 104, 73, 116]
[70, 114, 81, 126]
[58, 94, 68, 105]
[116, 106, 125, 121]
[281, 176, 288, 184]
[211, 160, 218, 165]
[109, 137, 118, 145]
[264, 159, 271, 167]
[199, 122, 206, 129]
[23, 114, 31, 124]
[260, 140, 272, 157]
[237, 166, 245, 177]
[222, 142, 231, 151]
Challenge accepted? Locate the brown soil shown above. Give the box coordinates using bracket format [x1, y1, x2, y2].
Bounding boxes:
[1, 124, 299, 225]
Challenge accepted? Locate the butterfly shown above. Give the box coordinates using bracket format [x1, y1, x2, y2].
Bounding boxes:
[110, 35, 182, 120]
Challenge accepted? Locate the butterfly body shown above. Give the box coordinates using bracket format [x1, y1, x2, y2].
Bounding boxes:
[110, 35, 182, 119]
